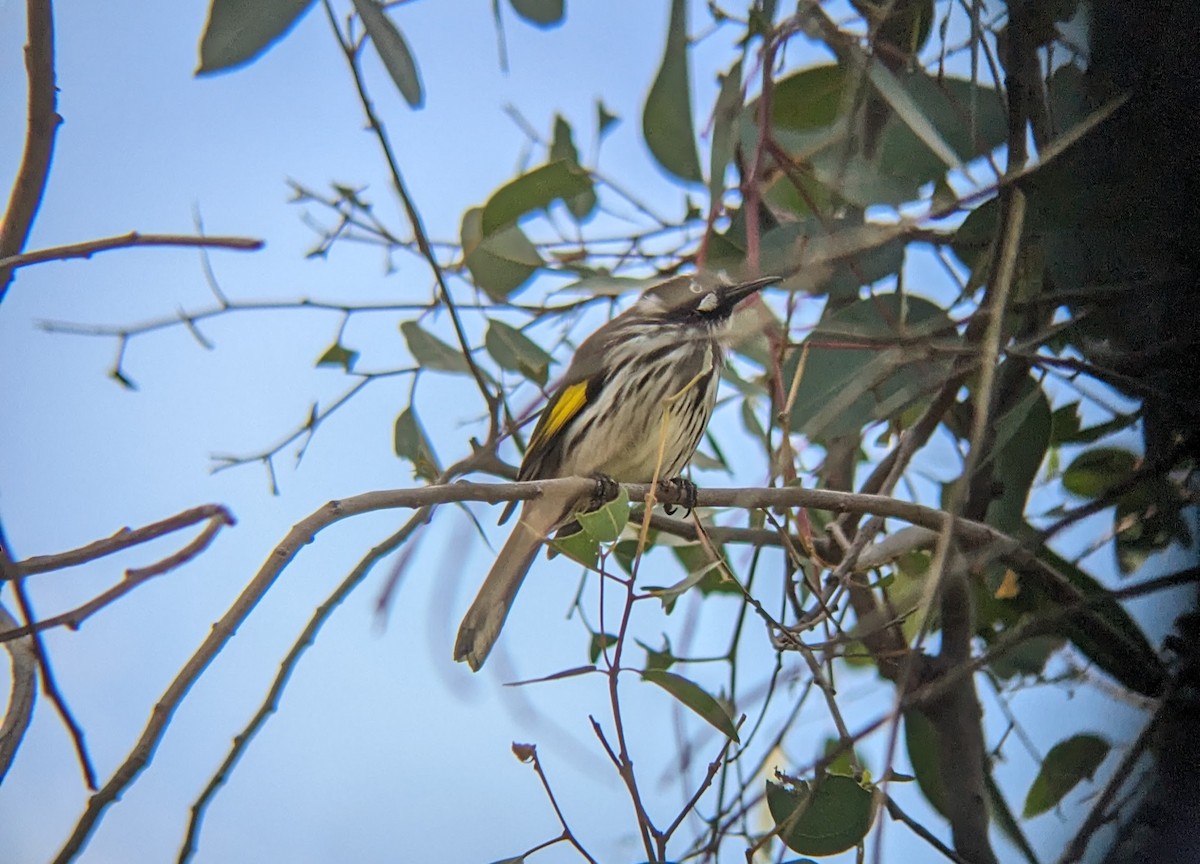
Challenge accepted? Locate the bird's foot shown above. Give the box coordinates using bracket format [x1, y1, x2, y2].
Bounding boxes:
[658, 477, 698, 516]
[589, 472, 620, 508]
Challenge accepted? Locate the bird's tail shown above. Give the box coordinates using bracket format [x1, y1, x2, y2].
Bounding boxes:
[454, 498, 565, 671]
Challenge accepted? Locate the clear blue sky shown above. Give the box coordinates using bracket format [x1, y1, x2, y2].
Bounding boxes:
[0, 2, 1182, 862]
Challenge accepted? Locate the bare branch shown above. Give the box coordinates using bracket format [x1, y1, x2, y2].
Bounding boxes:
[2, 506, 234, 642]
[1, 528, 96, 790]
[0, 232, 263, 272]
[0, 601, 37, 783]
[0, 0, 60, 301]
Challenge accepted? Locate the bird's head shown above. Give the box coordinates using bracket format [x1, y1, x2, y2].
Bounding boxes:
[634, 272, 780, 327]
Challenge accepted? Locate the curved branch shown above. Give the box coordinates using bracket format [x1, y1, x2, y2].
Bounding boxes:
[0, 0, 60, 301]
[0, 602, 37, 783]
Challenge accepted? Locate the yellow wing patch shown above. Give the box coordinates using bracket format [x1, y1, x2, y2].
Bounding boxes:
[531, 380, 588, 450]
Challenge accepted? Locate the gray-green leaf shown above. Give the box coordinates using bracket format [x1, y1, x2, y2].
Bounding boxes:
[350, 0, 423, 108]
[480, 161, 593, 236]
[766, 775, 875, 856]
[642, 0, 702, 182]
[485, 320, 552, 386]
[461, 207, 543, 300]
[400, 321, 470, 374]
[642, 669, 739, 741]
[197, 0, 315, 74]
[509, 0, 564, 27]
[393, 407, 441, 481]
[1023, 734, 1110, 817]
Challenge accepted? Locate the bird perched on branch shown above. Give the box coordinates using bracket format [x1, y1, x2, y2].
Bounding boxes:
[454, 271, 779, 671]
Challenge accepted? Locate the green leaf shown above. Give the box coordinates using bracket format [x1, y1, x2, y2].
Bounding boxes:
[393, 408, 441, 481]
[1023, 734, 1110, 817]
[983, 371, 1052, 535]
[766, 775, 874, 856]
[903, 710, 948, 817]
[509, 0, 563, 27]
[589, 632, 617, 663]
[1034, 543, 1165, 697]
[641, 669, 739, 741]
[196, 0, 315, 74]
[708, 59, 743, 207]
[642, 0, 702, 182]
[316, 341, 358, 372]
[549, 529, 598, 569]
[1049, 402, 1081, 445]
[1113, 475, 1189, 575]
[485, 320, 552, 386]
[400, 321, 471, 374]
[461, 207, 543, 300]
[480, 161, 594, 236]
[576, 487, 630, 542]
[987, 631, 1064, 679]
[755, 65, 1006, 208]
[783, 294, 955, 441]
[637, 638, 676, 672]
[350, 0, 423, 107]
[1062, 447, 1138, 498]
[596, 99, 620, 139]
[673, 543, 738, 595]
[821, 737, 862, 778]
[556, 274, 656, 297]
[549, 116, 598, 220]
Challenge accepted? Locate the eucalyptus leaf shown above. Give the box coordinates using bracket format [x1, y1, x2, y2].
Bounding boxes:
[350, 0, 423, 107]
[316, 341, 358, 372]
[1023, 734, 1110, 817]
[485, 320, 552, 385]
[642, 669, 739, 741]
[766, 775, 874, 856]
[481, 161, 593, 236]
[576, 487, 630, 542]
[400, 321, 470, 374]
[549, 115, 598, 220]
[509, 0, 564, 27]
[461, 207, 543, 299]
[393, 407, 441, 480]
[197, 0, 315, 74]
[642, 0, 702, 182]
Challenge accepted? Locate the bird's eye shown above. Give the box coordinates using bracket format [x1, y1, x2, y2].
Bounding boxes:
[697, 292, 719, 313]
[688, 280, 704, 294]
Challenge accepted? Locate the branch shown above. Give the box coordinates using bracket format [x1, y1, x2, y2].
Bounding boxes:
[1, 526, 96, 790]
[2, 506, 235, 642]
[0, 232, 263, 272]
[0, 0, 60, 301]
[0, 601, 37, 783]
[178, 507, 429, 863]
[12, 504, 233, 578]
[49, 477, 1084, 861]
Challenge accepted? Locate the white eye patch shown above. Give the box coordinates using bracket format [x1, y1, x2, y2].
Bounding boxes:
[697, 292, 719, 312]
[688, 280, 705, 294]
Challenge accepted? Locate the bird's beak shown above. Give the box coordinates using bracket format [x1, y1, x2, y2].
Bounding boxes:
[723, 274, 782, 306]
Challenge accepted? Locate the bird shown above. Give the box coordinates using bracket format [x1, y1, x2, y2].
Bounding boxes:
[454, 271, 780, 671]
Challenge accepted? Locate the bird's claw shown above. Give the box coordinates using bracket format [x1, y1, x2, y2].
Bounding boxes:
[659, 477, 698, 517]
[590, 473, 620, 508]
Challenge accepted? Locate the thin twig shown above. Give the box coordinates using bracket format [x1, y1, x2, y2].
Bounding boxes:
[2, 508, 234, 642]
[0, 232, 263, 272]
[1, 528, 96, 790]
[178, 508, 430, 863]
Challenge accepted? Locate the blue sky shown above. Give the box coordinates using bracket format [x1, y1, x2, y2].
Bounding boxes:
[0, 2, 1185, 862]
